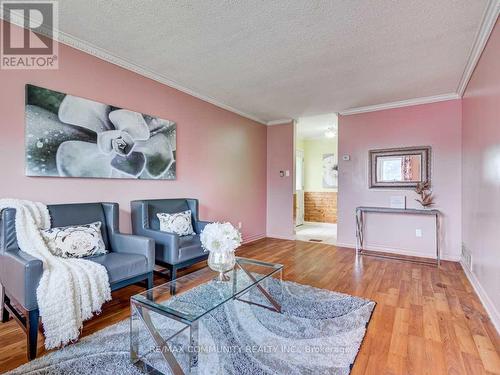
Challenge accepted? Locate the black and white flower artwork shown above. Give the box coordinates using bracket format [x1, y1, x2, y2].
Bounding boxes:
[322, 153, 337, 188]
[25, 84, 176, 179]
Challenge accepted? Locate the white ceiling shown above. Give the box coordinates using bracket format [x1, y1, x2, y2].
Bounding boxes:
[297, 113, 338, 140]
[21, 1, 497, 123]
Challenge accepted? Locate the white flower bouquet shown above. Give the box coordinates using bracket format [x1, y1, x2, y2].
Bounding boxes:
[200, 222, 242, 253]
[201, 222, 242, 281]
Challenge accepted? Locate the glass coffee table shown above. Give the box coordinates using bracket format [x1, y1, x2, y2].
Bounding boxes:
[130, 257, 283, 374]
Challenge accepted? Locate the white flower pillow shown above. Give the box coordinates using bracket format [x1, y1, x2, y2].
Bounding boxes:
[40, 222, 107, 258]
[157, 210, 195, 236]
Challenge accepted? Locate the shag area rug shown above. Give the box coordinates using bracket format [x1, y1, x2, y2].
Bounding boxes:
[7, 278, 375, 375]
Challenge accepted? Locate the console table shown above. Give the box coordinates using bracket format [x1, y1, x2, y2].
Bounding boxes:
[355, 206, 441, 266]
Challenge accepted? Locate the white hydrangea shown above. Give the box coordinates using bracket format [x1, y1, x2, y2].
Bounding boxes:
[200, 222, 242, 253]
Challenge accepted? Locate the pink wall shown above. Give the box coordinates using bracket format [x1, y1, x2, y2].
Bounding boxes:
[266, 123, 294, 239]
[0, 22, 267, 240]
[338, 100, 462, 260]
[462, 19, 500, 327]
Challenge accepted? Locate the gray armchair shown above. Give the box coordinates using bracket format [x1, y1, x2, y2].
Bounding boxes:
[131, 199, 210, 282]
[0, 202, 154, 360]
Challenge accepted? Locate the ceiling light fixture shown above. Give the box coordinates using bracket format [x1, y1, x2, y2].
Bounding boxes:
[325, 127, 337, 138]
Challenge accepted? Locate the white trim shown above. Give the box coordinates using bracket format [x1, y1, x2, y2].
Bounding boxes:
[4, 4, 497, 124]
[267, 119, 293, 126]
[339, 93, 460, 116]
[460, 261, 500, 334]
[57, 31, 270, 124]
[242, 233, 266, 244]
[266, 234, 295, 240]
[335, 242, 460, 261]
[0, 16, 269, 125]
[336, 241, 356, 249]
[302, 221, 337, 227]
[456, 0, 500, 96]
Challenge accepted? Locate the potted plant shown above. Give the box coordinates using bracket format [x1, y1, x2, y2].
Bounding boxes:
[415, 181, 434, 208]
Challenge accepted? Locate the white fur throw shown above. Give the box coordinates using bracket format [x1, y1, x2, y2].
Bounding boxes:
[0, 199, 111, 349]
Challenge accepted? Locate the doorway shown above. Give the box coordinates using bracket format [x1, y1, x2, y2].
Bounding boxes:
[295, 149, 305, 226]
[294, 114, 338, 245]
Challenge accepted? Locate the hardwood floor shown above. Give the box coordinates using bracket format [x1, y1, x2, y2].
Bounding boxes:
[1, 238, 499, 374]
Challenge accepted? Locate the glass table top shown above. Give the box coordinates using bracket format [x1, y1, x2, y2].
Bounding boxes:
[131, 257, 283, 323]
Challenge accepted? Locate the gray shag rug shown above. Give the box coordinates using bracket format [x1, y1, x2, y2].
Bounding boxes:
[7, 277, 375, 375]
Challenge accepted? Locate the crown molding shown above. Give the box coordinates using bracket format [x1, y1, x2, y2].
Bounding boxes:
[267, 119, 293, 126]
[0, 16, 269, 125]
[4, 2, 497, 124]
[57, 32, 270, 125]
[339, 93, 460, 116]
[457, 0, 500, 96]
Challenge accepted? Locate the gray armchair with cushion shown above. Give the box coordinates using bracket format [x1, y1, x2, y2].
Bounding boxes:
[0, 202, 154, 360]
[131, 199, 210, 282]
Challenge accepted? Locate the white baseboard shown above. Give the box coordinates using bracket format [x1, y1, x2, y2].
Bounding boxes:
[335, 241, 356, 249]
[302, 221, 337, 227]
[335, 242, 460, 262]
[266, 234, 295, 240]
[0, 284, 3, 317]
[242, 233, 266, 244]
[460, 261, 500, 334]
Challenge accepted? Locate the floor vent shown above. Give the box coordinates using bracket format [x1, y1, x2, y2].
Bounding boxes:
[309, 239, 323, 242]
[461, 243, 472, 271]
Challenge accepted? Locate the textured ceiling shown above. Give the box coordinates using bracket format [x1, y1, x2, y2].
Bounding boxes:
[53, 1, 488, 123]
[297, 113, 338, 140]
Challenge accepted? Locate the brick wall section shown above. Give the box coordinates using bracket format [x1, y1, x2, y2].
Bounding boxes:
[304, 192, 337, 223]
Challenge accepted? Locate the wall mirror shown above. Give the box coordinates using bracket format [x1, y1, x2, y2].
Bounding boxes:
[369, 146, 431, 188]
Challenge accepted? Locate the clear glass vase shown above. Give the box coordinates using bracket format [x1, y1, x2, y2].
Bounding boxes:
[208, 250, 236, 282]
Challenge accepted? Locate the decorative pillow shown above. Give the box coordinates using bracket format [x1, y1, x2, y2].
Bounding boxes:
[157, 210, 195, 236]
[40, 222, 107, 258]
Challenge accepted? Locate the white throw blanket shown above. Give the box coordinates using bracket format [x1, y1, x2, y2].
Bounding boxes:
[0, 199, 111, 349]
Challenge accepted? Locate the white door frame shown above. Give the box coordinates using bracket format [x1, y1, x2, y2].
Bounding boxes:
[295, 149, 305, 226]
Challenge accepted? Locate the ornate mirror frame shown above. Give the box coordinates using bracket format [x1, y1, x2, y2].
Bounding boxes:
[369, 146, 431, 189]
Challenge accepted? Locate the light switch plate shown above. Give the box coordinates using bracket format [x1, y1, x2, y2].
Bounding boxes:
[285, 170, 290, 177]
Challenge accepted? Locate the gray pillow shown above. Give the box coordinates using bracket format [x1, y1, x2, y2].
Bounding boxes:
[40, 221, 107, 258]
[157, 210, 195, 236]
